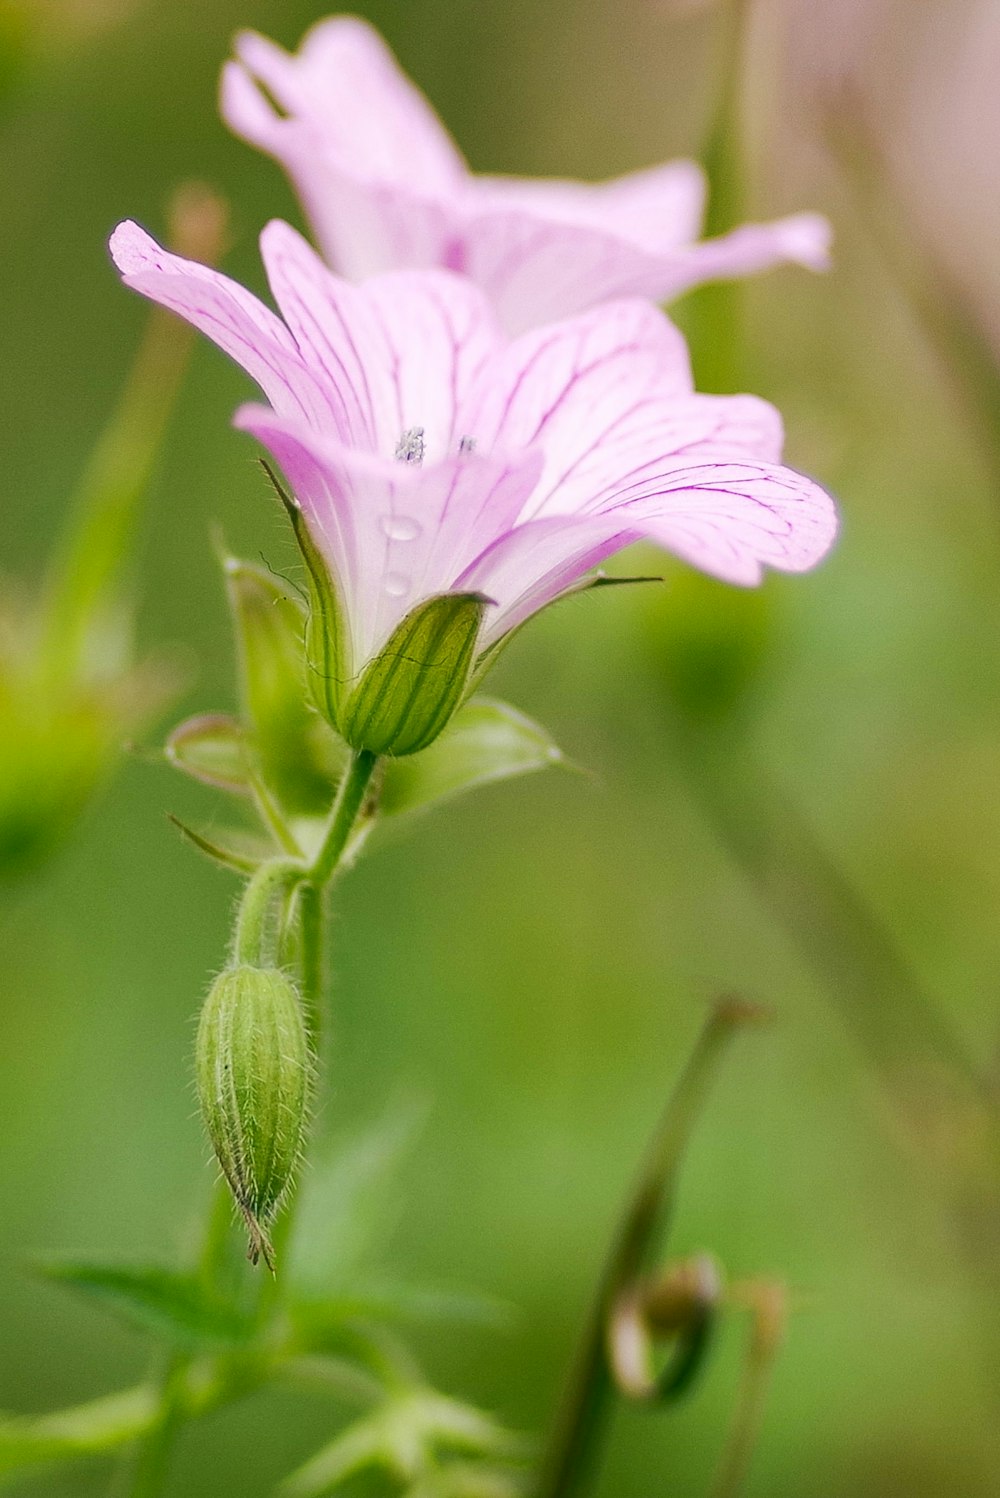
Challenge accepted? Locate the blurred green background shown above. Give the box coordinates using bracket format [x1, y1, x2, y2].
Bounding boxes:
[4, 0, 1000, 1493]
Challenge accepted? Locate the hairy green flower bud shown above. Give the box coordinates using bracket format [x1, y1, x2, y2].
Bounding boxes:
[195, 965, 311, 1269]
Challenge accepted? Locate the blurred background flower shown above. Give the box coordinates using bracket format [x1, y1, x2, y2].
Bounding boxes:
[3, 1, 1000, 1495]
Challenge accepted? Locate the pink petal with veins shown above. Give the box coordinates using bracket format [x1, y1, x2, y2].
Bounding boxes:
[111, 222, 838, 675]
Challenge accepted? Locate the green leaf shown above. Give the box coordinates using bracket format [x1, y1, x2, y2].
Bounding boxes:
[38, 1261, 254, 1349]
[380, 697, 564, 818]
[165, 713, 251, 794]
[293, 1281, 515, 1339]
[405, 1463, 525, 1498]
[280, 1392, 526, 1498]
[340, 593, 488, 757]
[292, 1104, 426, 1293]
[223, 551, 344, 816]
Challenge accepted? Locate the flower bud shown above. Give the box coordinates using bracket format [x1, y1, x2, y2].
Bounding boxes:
[195, 965, 311, 1268]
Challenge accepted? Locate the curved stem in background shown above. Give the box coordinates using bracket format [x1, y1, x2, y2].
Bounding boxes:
[41, 184, 227, 686]
[682, 0, 752, 394]
[535, 999, 763, 1498]
[827, 92, 1000, 511]
[708, 1282, 787, 1498]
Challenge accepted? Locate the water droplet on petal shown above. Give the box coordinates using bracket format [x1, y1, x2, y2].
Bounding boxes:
[379, 514, 422, 542]
[384, 572, 411, 598]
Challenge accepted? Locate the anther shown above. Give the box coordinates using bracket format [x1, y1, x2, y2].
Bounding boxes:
[458, 435, 477, 455]
[395, 426, 425, 464]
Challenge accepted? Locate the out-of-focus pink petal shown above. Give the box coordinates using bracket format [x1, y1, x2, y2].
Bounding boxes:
[240, 20, 464, 187]
[109, 220, 326, 424]
[458, 207, 832, 332]
[654, 212, 834, 301]
[220, 21, 831, 330]
[221, 58, 455, 281]
[473, 160, 707, 252]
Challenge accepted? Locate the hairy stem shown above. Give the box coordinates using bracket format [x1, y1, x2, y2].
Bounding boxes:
[535, 1000, 759, 1498]
[120, 751, 379, 1497]
[309, 749, 379, 886]
[232, 857, 303, 967]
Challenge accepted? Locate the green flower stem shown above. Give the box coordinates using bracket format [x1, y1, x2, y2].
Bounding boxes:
[255, 757, 379, 1320]
[121, 752, 379, 1498]
[709, 1284, 787, 1498]
[535, 1000, 759, 1498]
[296, 880, 325, 1050]
[309, 749, 379, 887]
[233, 858, 303, 967]
[683, 0, 751, 394]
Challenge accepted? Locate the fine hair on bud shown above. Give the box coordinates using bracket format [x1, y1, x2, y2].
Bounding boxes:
[195, 964, 312, 1270]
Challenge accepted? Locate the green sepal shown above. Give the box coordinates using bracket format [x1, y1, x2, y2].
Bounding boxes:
[223, 548, 345, 815]
[37, 1261, 254, 1349]
[380, 697, 564, 818]
[166, 814, 263, 875]
[261, 461, 350, 739]
[340, 593, 488, 757]
[165, 713, 250, 795]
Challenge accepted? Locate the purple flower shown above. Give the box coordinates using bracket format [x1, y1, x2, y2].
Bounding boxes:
[110, 218, 836, 745]
[220, 17, 831, 334]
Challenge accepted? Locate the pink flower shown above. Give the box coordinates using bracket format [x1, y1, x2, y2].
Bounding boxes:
[220, 17, 832, 334]
[109, 218, 836, 735]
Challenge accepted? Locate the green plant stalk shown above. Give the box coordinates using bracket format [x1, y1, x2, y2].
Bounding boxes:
[535, 1000, 759, 1498]
[42, 186, 226, 686]
[123, 750, 379, 1497]
[828, 93, 1000, 504]
[708, 1285, 787, 1498]
[682, 0, 751, 394]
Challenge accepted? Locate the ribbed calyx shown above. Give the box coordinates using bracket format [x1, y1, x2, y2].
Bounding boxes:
[195, 964, 311, 1269]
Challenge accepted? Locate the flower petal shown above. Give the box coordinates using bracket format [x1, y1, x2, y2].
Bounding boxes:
[607, 458, 839, 583]
[460, 458, 838, 643]
[461, 299, 692, 464]
[456, 205, 831, 334]
[233, 20, 465, 188]
[458, 512, 642, 644]
[655, 212, 833, 301]
[473, 160, 708, 253]
[235, 404, 541, 667]
[108, 220, 325, 426]
[221, 21, 464, 279]
[259, 221, 500, 461]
